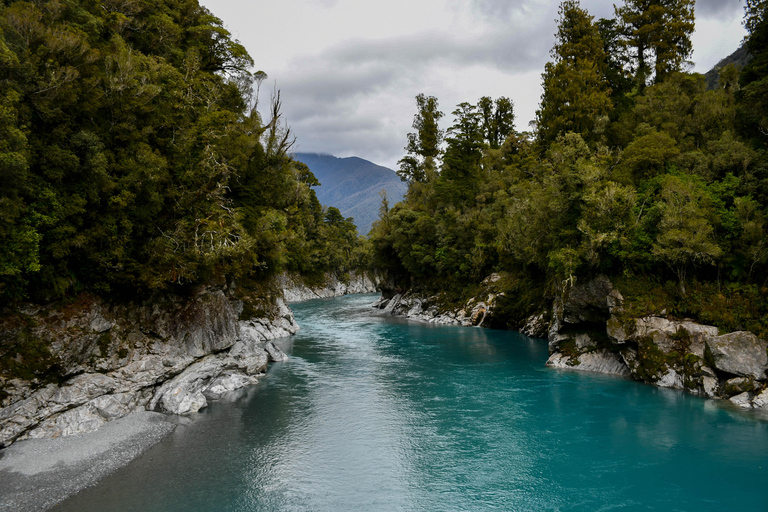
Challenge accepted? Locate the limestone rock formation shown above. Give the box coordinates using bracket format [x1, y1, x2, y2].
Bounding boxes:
[280, 271, 378, 303]
[545, 275, 768, 409]
[0, 288, 298, 448]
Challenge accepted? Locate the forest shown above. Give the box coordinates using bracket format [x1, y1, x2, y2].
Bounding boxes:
[0, 0, 368, 305]
[4, 0, 768, 341]
[369, 0, 768, 337]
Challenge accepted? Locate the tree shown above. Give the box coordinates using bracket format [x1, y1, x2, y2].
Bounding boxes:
[439, 102, 485, 204]
[652, 175, 722, 295]
[738, 0, 768, 147]
[615, 0, 695, 85]
[397, 94, 444, 183]
[478, 96, 515, 149]
[536, 0, 612, 147]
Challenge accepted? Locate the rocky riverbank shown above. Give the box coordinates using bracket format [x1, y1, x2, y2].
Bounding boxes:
[372, 274, 503, 327]
[280, 271, 378, 303]
[378, 273, 768, 413]
[0, 285, 295, 449]
[0, 270, 380, 511]
[0, 270, 379, 450]
[543, 275, 768, 412]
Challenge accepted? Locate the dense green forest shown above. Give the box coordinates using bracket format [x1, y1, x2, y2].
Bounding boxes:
[0, 0, 367, 304]
[370, 0, 768, 336]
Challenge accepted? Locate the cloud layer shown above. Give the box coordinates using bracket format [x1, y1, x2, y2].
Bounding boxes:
[203, 0, 746, 170]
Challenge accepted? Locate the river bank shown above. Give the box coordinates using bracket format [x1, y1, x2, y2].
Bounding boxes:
[0, 411, 175, 512]
[376, 273, 768, 415]
[0, 271, 377, 511]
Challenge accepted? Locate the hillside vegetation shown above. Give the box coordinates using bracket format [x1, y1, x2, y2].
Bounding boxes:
[0, 0, 367, 305]
[370, 0, 768, 337]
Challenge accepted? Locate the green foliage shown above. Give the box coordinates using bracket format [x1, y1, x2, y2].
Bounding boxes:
[0, 0, 365, 302]
[397, 94, 443, 184]
[651, 175, 722, 295]
[536, 0, 612, 147]
[370, 2, 768, 331]
[615, 0, 695, 85]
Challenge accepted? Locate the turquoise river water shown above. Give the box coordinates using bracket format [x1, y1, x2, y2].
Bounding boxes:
[55, 293, 768, 511]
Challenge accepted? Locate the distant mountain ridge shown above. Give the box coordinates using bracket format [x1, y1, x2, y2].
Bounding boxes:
[705, 44, 751, 90]
[294, 153, 407, 235]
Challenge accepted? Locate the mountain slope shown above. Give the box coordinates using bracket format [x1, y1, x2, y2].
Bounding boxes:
[705, 44, 751, 89]
[295, 153, 407, 234]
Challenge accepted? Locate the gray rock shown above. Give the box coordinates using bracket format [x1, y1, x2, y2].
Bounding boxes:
[521, 311, 549, 338]
[149, 355, 227, 415]
[228, 340, 269, 375]
[706, 331, 768, 380]
[280, 271, 378, 303]
[607, 315, 717, 360]
[752, 388, 768, 409]
[702, 375, 719, 398]
[546, 350, 630, 376]
[730, 391, 754, 409]
[265, 342, 288, 362]
[0, 374, 119, 447]
[169, 290, 239, 358]
[205, 372, 260, 399]
[656, 369, 684, 389]
[1, 284, 301, 448]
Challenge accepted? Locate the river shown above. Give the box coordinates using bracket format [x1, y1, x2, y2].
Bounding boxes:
[53, 293, 768, 511]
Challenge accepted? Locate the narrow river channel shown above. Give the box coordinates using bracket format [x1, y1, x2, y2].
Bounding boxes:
[54, 293, 768, 511]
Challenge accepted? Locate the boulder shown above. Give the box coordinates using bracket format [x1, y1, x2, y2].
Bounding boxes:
[521, 311, 549, 338]
[546, 350, 630, 376]
[706, 332, 768, 380]
[148, 355, 227, 415]
[752, 388, 768, 409]
[205, 373, 260, 399]
[730, 391, 754, 409]
[656, 369, 684, 389]
[264, 342, 288, 363]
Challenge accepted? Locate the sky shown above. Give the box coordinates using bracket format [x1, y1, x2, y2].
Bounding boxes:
[200, 0, 747, 170]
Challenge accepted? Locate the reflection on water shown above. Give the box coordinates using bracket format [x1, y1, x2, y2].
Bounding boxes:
[55, 293, 768, 512]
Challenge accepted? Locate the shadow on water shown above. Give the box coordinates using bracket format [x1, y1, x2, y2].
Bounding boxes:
[54, 293, 768, 512]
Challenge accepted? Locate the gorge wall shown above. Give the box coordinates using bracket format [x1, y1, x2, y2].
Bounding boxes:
[377, 274, 768, 413]
[0, 271, 378, 448]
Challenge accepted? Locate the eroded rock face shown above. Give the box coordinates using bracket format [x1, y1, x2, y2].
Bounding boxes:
[0, 288, 299, 448]
[706, 332, 768, 381]
[546, 350, 630, 376]
[546, 276, 768, 406]
[521, 312, 550, 339]
[281, 271, 378, 303]
[377, 290, 503, 327]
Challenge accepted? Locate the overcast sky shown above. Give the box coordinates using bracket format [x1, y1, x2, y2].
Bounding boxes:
[200, 0, 746, 170]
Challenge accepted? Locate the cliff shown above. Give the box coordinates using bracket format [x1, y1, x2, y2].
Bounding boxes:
[0, 285, 295, 448]
[280, 271, 378, 303]
[0, 271, 380, 448]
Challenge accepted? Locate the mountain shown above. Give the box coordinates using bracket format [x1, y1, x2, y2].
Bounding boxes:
[705, 44, 751, 90]
[294, 153, 407, 235]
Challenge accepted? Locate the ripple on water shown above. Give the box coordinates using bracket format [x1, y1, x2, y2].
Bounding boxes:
[53, 293, 768, 512]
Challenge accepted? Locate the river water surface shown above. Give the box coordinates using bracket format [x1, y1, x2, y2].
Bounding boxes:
[55, 293, 768, 511]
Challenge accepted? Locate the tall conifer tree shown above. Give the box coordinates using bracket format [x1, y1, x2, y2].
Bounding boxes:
[536, 0, 612, 147]
[615, 0, 695, 85]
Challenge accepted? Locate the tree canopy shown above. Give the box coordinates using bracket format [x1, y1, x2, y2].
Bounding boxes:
[0, 0, 367, 303]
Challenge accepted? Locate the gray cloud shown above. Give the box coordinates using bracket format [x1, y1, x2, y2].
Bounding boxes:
[695, 0, 742, 19]
[234, 0, 747, 170]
